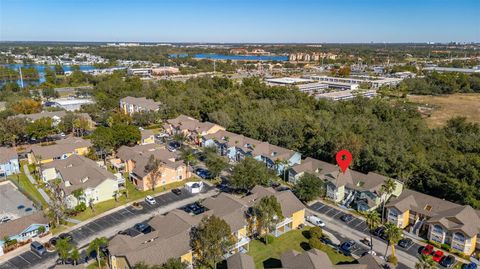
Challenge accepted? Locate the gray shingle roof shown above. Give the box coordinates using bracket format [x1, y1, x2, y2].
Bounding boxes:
[0, 212, 48, 239]
[120, 96, 161, 111]
[0, 147, 17, 163]
[29, 137, 92, 160]
[226, 252, 255, 269]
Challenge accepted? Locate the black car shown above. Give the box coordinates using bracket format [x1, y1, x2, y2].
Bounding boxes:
[372, 226, 385, 237]
[49, 237, 58, 246]
[171, 188, 182, 195]
[440, 255, 455, 268]
[398, 238, 414, 248]
[59, 232, 73, 242]
[133, 223, 153, 234]
[340, 240, 358, 254]
[195, 168, 212, 179]
[340, 214, 354, 222]
[167, 141, 181, 152]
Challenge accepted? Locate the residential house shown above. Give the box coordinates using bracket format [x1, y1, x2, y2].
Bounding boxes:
[108, 210, 196, 269]
[139, 129, 155, 145]
[164, 115, 225, 144]
[386, 189, 480, 255]
[289, 157, 403, 211]
[119, 96, 161, 115]
[226, 252, 255, 269]
[27, 137, 92, 164]
[0, 212, 49, 253]
[40, 155, 120, 208]
[202, 130, 302, 175]
[116, 144, 190, 191]
[0, 147, 20, 178]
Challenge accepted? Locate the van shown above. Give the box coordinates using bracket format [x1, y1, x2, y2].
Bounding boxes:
[306, 215, 326, 227]
[31, 241, 46, 256]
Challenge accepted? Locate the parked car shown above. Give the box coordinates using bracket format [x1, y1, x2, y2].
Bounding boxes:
[167, 141, 181, 152]
[421, 244, 435, 255]
[0, 216, 11, 223]
[439, 255, 455, 268]
[398, 238, 414, 248]
[464, 262, 478, 269]
[59, 233, 73, 242]
[31, 241, 46, 256]
[372, 226, 385, 237]
[320, 236, 338, 249]
[340, 240, 358, 254]
[145, 195, 156, 205]
[340, 214, 354, 222]
[432, 250, 444, 263]
[171, 188, 182, 195]
[49, 237, 58, 246]
[306, 215, 326, 227]
[195, 168, 212, 179]
[133, 223, 152, 234]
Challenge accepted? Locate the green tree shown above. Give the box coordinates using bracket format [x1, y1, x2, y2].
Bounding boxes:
[230, 157, 272, 191]
[205, 153, 228, 179]
[42, 88, 59, 99]
[91, 126, 115, 158]
[191, 215, 234, 268]
[56, 238, 73, 263]
[179, 148, 197, 179]
[293, 173, 325, 202]
[88, 237, 108, 268]
[415, 254, 436, 269]
[71, 247, 80, 265]
[26, 117, 55, 140]
[383, 222, 403, 261]
[144, 154, 163, 191]
[364, 210, 381, 251]
[0, 117, 28, 146]
[253, 195, 284, 244]
[380, 178, 396, 223]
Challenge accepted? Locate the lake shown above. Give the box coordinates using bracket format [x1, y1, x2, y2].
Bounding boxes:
[194, 53, 288, 61]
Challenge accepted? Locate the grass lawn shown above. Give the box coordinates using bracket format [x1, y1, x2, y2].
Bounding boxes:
[8, 171, 48, 208]
[71, 177, 200, 221]
[248, 228, 354, 269]
[408, 93, 480, 128]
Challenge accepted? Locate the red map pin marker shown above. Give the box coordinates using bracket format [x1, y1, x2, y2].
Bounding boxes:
[336, 149, 352, 174]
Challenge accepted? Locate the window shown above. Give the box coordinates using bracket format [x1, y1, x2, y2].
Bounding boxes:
[433, 225, 443, 234]
[453, 232, 465, 243]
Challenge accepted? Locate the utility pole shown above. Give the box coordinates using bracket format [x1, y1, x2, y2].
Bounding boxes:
[19, 66, 24, 88]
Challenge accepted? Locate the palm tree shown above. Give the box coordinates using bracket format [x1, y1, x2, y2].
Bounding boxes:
[56, 238, 73, 263]
[380, 178, 396, 223]
[415, 254, 436, 269]
[144, 154, 163, 191]
[70, 247, 80, 265]
[88, 237, 108, 268]
[180, 148, 197, 178]
[364, 210, 381, 251]
[384, 222, 403, 261]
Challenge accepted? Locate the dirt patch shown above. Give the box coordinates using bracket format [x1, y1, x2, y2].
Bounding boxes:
[408, 93, 480, 128]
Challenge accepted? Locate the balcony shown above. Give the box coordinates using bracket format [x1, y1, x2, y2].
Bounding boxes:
[233, 236, 250, 250]
[275, 217, 293, 229]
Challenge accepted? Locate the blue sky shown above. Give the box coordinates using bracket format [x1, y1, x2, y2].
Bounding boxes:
[1, 0, 479, 43]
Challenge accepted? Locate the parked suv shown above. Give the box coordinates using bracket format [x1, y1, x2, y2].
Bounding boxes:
[31, 241, 46, 256]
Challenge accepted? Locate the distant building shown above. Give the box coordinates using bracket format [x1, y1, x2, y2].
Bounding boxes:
[164, 115, 225, 145]
[28, 137, 92, 164]
[139, 129, 155, 145]
[0, 147, 20, 178]
[47, 98, 95, 111]
[314, 89, 377, 101]
[151, 67, 180, 76]
[423, 66, 480, 74]
[119, 96, 161, 115]
[14, 111, 94, 128]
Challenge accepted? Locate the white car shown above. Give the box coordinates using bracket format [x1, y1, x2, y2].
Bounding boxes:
[145, 195, 156, 205]
[307, 215, 326, 227]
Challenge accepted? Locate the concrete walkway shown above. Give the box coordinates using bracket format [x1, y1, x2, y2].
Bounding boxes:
[22, 164, 51, 204]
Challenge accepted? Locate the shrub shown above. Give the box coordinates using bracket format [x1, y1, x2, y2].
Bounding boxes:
[75, 202, 87, 212]
[310, 226, 323, 239]
[441, 243, 451, 251]
[387, 255, 398, 265]
[309, 237, 322, 250]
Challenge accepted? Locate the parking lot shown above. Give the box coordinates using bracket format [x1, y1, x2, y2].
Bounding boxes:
[0, 185, 212, 269]
[0, 181, 37, 221]
[309, 201, 460, 269]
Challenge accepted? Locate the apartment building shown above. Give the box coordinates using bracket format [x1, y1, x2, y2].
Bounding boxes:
[116, 144, 190, 191]
[164, 115, 225, 144]
[27, 137, 92, 164]
[289, 157, 403, 211]
[0, 147, 20, 178]
[386, 189, 480, 255]
[119, 96, 161, 115]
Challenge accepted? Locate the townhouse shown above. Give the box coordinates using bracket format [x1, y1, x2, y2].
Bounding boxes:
[164, 115, 225, 145]
[0, 212, 49, 253]
[289, 157, 403, 211]
[41, 155, 120, 208]
[119, 96, 161, 115]
[202, 130, 302, 175]
[386, 189, 480, 255]
[139, 129, 155, 145]
[116, 144, 190, 191]
[27, 137, 92, 164]
[0, 147, 20, 178]
[108, 186, 305, 268]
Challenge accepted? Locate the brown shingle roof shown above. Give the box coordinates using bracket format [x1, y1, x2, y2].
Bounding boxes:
[167, 115, 224, 134]
[243, 186, 305, 217]
[427, 205, 480, 237]
[0, 147, 17, 163]
[120, 96, 161, 111]
[386, 189, 460, 217]
[226, 252, 255, 269]
[0, 212, 48, 239]
[280, 249, 368, 269]
[30, 137, 92, 160]
[201, 193, 248, 232]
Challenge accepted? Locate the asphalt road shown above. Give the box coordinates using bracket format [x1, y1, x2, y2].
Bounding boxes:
[309, 201, 460, 269]
[0, 186, 212, 269]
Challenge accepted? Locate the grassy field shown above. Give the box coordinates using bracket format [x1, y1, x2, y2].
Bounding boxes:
[248, 228, 354, 268]
[408, 93, 480, 128]
[72, 177, 199, 221]
[8, 171, 48, 208]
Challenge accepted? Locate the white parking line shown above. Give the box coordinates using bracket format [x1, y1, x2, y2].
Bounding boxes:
[30, 251, 41, 259]
[17, 256, 31, 264]
[124, 208, 135, 215]
[5, 261, 20, 269]
[315, 203, 325, 210]
[324, 208, 333, 215]
[332, 211, 341, 218]
[355, 221, 365, 228]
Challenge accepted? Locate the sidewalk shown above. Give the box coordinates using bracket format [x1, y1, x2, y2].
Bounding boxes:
[22, 164, 51, 204]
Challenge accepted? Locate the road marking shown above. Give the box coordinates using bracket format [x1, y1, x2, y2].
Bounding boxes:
[332, 211, 341, 218]
[324, 208, 333, 215]
[124, 208, 135, 215]
[355, 221, 365, 228]
[4, 261, 20, 269]
[29, 251, 41, 259]
[17, 256, 30, 265]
